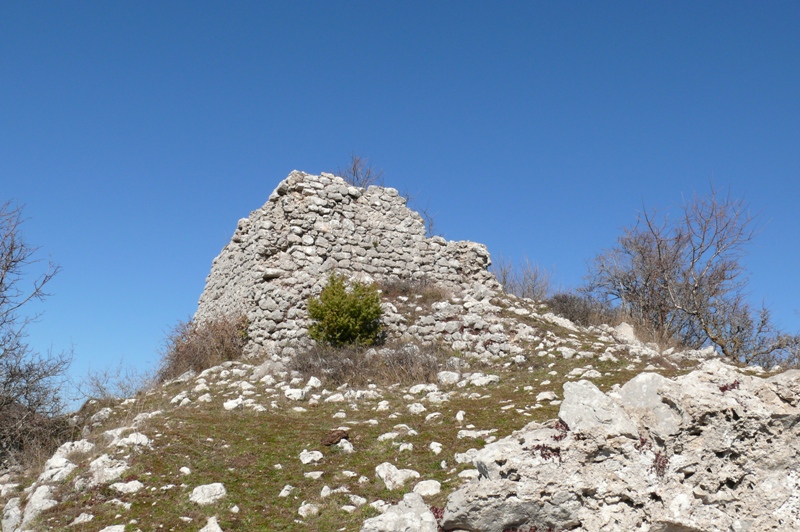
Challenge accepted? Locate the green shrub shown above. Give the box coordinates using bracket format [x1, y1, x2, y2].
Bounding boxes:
[308, 273, 383, 347]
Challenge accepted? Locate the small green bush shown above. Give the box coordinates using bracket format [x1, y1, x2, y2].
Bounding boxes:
[308, 273, 383, 347]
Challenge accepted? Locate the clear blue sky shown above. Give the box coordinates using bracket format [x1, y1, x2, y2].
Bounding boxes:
[2, 2, 799, 394]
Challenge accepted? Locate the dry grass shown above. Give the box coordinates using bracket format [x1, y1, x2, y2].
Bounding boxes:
[545, 292, 619, 328]
[378, 278, 452, 307]
[290, 342, 447, 387]
[157, 314, 248, 383]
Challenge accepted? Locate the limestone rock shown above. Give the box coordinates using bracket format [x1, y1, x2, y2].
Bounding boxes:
[21, 485, 57, 528]
[2, 498, 21, 532]
[199, 516, 224, 532]
[190, 483, 227, 505]
[559, 379, 638, 438]
[374, 462, 420, 490]
[441, 360, 800, 532]
[361, 492, 439, 532]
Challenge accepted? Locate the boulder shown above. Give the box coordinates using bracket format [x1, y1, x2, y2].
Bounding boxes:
[441, 360, 800, 531]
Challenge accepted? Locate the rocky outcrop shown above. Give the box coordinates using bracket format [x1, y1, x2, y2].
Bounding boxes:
[195, 171, 501, 358]
[440, 359, 800, 531]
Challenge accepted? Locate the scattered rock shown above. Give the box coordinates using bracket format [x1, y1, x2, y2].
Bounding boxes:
[361, 492, 438, 532]
[190, 483, 227, 505]
[375, 463, 420, 490]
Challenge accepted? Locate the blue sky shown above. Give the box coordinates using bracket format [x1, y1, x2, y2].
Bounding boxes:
[2, 2, 799, 396]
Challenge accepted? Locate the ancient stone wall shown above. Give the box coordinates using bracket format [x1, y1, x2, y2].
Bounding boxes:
[195, 171, 502, 357]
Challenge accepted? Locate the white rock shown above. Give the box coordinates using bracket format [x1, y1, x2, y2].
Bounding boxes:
[88, 454, 129, 486]
[190, 483, 227, 505]
[110, 480, 144, 494]
[429, 442, 443, 455]
[299, 449, 324, 464]
[306, 376, 323, 388]
[457, 428, 497, 439]
[559, 380, 638, 438]
[337, 439, 355, 454]
[298, 502, 319, 518]
[223, 397, 243, 410]
[116, 432, 151, 448]
[413, 480, 441, 497]
[199, 516, 224, 532]
[437, 371, 461, 386]
[180, 466, 191, 475]
[409, 383, 438, 394]
[98, 526, 126, 532]
[21, 485, 57, 527]
[377, 432, 399, 441]
[278, 485, 294, 497]
[407, 403, 427, 414]
[90, 407, 113, 424]
[469, 373, 500, 387]
[536, 391, 557, 402]
[614, 322, 638, 343]
[325, 392, 346, 403]
[70, 512, 94, 525]
[285, 388, 307, 401]
[375, 462, 420, 490]
[38, 455, 77, 483]
[2, 497, 22, 532]
[349, 494, 367, 507]
[361, 492, 438, 532]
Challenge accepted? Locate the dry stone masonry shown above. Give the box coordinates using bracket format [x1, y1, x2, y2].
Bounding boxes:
[195, 171, 501, 357]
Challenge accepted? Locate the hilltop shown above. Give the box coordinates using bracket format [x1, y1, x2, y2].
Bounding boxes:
[2, 173, 798, 532]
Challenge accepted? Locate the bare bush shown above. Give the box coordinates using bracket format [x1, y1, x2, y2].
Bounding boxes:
[546, 292, 619, 327]
[290, 342, 445, 387]
[78, 359, 153, 401]
[492, 255, 553, 301]
[157, 314, 248, 383]
[0, 201, 72, 466]
[586, 185, 798, 366]
[337, 154, 385, 188]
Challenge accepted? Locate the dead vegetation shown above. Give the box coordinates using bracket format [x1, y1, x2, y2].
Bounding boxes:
[290, 341, 447, 387]
[157, 314, 249, 383]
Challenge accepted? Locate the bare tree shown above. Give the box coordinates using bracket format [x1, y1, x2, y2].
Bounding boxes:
[0, 201, 71, 465]
[586, 186, 797, 365]
[492, 255, 553, 301]
[337, 154, 385, 189]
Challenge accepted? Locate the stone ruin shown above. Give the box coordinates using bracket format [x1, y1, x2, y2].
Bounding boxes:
[195, 171, 502, 358]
